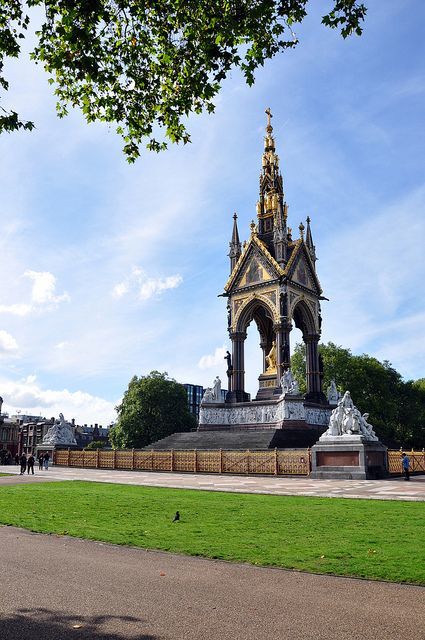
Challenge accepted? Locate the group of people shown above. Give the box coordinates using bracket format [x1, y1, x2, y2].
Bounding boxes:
[16, 452, 50, 475]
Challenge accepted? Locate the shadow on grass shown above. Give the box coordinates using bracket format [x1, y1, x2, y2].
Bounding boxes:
[0, 608, 158, 639]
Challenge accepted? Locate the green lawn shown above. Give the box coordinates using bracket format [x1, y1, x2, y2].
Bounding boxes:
[0, 481, 423, 584]
[0, 473, 12, 477]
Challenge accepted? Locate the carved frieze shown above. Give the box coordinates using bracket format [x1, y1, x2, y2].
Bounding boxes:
[199, 398, 328, 426]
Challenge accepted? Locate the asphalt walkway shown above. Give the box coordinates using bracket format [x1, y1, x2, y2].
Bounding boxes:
[0, 526, 424, 640]
[1, 464, 424, 501]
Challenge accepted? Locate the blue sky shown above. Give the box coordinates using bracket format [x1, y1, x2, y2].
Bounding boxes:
[0, 1, 424, 425]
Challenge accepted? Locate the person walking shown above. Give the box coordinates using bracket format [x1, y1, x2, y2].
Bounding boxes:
[27, 453, 35, 475]
[401, 452, 410, 481]
[38, 452, 44, 470]
[19, 453, 27, 475]
[43, 451, 50, 470]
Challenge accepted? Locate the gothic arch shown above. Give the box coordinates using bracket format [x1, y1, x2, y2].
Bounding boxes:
[291, 298, 318, 338]
[234, 294, 277, 334]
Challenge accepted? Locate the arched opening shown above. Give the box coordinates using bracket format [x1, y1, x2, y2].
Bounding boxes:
[291, 299, 324, 402]
[290, 325, 306, 394]
[244, 323, 263, 398]
[229, 297, 276, 402]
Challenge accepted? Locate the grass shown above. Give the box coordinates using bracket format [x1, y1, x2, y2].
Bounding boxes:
[0, 473, 12, 477]
[0, 481, 423, 584]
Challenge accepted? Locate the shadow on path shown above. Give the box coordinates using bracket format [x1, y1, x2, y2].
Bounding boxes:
[0, 608, 158, 640]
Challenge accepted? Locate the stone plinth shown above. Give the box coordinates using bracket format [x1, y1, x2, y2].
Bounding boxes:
[255, 373, 279, 401]
[310, 437, 388, 479]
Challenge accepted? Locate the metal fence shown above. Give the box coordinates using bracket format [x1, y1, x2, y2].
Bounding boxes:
[53, 448, 425, 477]
[387, 450, 425, 474]
[54, 448, 310, 476]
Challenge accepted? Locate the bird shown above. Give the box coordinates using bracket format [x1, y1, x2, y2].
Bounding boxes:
[172, 511, 180, 522]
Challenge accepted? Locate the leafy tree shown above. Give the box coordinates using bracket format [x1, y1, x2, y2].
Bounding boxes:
[85, 440, 108, 450]
[109, 370, 197, 448]
[1, 1, 366, 160]
[291, 342, 425, 448]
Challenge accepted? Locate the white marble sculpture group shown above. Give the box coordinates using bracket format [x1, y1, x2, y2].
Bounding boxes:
[280, 369, 299, 397]
[201, 376, 222, 404]
[42, 413, 77, 446]
[320, 391, 378, 441]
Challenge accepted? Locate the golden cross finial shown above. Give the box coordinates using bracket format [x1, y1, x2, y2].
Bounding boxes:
[265, 107, 273, 128]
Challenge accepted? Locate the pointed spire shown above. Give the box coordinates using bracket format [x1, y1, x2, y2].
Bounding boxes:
[257, 108, 287, 259]
[231, 212, 240, 246]
[228, 212, 242, 273]
[305, 216, 317, 265]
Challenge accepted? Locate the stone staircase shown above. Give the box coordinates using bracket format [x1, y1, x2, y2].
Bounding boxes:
[144, 427, 324, 450]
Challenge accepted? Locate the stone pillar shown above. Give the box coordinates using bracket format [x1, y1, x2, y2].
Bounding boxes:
[276, 322, 291, 381]
[226, 331, 250, 403]
[304, 334, 325, 403]
[274, 323, 283, 382]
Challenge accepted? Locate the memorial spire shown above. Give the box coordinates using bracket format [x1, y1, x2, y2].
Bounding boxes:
[256, 108, 287, 263]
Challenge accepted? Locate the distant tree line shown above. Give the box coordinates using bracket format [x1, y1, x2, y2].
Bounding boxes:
[291, 342, 425, 448]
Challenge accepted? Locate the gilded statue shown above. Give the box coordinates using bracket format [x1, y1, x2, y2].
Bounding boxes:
[265, 340, 277, 373]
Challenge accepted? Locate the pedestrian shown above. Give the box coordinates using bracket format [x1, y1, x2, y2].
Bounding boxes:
[19, 453, 27, 475]
[401, 452, 410, 481]
[43, 451, 50, 470]
[27, 453, 35, 475]
[38, 452, 44, 470]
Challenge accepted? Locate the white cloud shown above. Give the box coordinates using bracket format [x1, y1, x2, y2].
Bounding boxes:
[0, 270, 69, 316]
[55, 341, 69, 350]
[0, 304, 32, 316]
[198, 346, 227, 370]
[24, 270, 70, 306]
[0, 330, 18, 353]
[0, 376, 117, 425]
[112, 267, 183, 301]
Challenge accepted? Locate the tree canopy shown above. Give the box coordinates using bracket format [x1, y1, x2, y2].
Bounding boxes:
[1, 1, 366, 160]
[291, 342, 425, 448]
[109, 370, 197, 449]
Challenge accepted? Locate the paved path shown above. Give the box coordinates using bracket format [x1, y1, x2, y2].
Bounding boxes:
[0, 526, 424, 640]
[1, 464, 424, 501]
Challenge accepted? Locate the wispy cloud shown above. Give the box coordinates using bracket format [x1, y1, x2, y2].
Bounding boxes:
[24, 270, 70, 305]
[112, 267, 183, 301]
[0, 330, 18, 354]
[0, 375, 117, 425]
[198, 346, 227, 370]
[0, 270, 69, 316]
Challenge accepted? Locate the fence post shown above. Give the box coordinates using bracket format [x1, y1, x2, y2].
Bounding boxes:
[219, 449, 223, 474]
[194, 449, 197, 473]
[171, 449, 174, 472]
[246, 449, 250, 475]
[308, 448, 312, 475]
[132, 448, 135, 470]
[67, 448, 70, 466]
[274, 448, 278, 476]
[96, 448, 100, 469]
[113, 449, 117, 470]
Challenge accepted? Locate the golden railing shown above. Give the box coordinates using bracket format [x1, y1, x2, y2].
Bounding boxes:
[53, 448, 311, 476]
[53, 448, 425, 477]
[387, 450, 425, 474]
